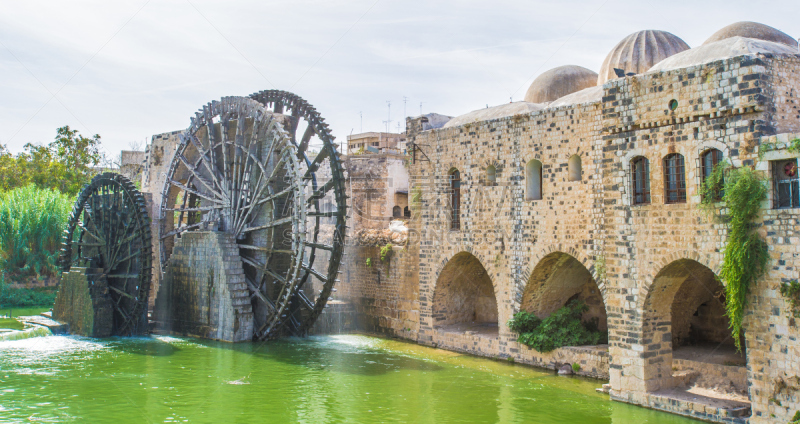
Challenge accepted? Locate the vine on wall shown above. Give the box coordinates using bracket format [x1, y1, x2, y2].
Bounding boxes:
[780, 280, 800, 319]
[699, 161, 769, 350]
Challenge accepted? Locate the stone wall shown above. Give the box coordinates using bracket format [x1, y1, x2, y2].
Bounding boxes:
[141, 130, 182, 298]
[337, 243, 420, 338]
[153, 232, 253, 342]
[120, 150, 146, 183]
[53, 268, 113, 338]
[346, 153, 409, 229]
[360, 52, 800, 423]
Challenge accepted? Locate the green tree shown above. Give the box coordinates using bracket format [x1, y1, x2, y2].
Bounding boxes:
[0, 126, 102, 195]
[0, 144, 27, 192]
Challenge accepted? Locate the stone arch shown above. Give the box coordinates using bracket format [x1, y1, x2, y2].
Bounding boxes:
[432, 251, 499, 335]
[696, 139, 730, 159]
[520, 251, 608, 335]
[518, 245, 604, 307]
[640, 249, 721, 287]
[640, 258, 746, 393]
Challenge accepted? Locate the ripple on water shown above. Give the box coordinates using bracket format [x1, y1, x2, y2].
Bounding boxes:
[0, 334, 700, 424]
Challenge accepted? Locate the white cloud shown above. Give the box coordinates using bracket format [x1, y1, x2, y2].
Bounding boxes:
[0, 0, 797, 156]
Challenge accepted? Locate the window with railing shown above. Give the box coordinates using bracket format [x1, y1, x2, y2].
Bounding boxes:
[449, 169, 461, 230]
[700, 149, 724, 201]
[773, 159, 799, 209]
[631, 156, 650, 205]
[486, 165, 496, 186]
[664, 153, 686, 204]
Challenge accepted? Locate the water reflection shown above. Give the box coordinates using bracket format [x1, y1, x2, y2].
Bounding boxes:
[0, 334, 699, 424]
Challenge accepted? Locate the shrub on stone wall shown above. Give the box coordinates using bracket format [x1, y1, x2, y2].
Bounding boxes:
[700, 162, 769, 350]
[780, 280, 800, 319]
[508, 301, 605, 353]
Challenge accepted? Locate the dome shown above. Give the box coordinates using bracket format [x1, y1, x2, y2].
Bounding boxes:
[649, 37, 798, 73]
[524, 65, 598, 103]
[598, 30, 690, 85]
[443, 102, 544, 128]
[703, 21, 797, 48]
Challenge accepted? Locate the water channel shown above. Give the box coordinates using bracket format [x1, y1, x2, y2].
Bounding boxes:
[0, 316, 700, 424]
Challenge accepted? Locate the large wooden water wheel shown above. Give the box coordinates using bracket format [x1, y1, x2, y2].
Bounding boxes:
[60, 172, 152, 336]
[160, 94, 347, 340]
[249, 90, 348, 337]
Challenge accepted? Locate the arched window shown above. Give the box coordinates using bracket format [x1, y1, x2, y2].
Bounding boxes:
[392, 205, 402, 218]
[526, 160, 542, 201]
[450, 169, 461, 230]
[664, 153, 686, 204]
[486, 165, 496, 185]
[631, 156, 650, 205]
[568, 155, 582, 182]
[700, 149, 724, 201]
[404, 206, 410, 218]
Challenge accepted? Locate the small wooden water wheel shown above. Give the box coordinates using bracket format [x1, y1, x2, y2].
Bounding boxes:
[60, 172, 152, 336]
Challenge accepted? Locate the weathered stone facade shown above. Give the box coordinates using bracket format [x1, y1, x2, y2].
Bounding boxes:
[141, 130, 181, 298]
[332, 51, 800, 423]
[133, 27, 800, 423]
[153, 232, 253, 342]
[53, 268, 113, 338]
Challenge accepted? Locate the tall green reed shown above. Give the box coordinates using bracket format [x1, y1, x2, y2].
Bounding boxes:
[0, 185, 72, 282]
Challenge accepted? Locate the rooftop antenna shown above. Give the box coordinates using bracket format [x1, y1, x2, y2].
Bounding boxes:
[419, 101, 425, 115]
[386, 101, 391, 133]
[403, 96, 408, 131]
[360, 111, 363, 133]
[383, 120, 391, 133]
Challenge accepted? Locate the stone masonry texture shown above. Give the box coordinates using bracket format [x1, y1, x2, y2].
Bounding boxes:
[333, 52, 800, 423]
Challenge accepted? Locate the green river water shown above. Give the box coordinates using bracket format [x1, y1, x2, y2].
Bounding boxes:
[0, 331, 699, 423]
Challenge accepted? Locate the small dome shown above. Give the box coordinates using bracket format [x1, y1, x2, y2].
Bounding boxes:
[649, 37, 798, 73]
[704, 22, 797, 48]
[443, 102, 544, 128]
[524, 65, 598, 103]
[598, 30, 690, 85]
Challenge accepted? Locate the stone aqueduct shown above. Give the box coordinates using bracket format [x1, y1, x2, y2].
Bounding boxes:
[398, 27, 800, 423]
[128, 22, 800, 424]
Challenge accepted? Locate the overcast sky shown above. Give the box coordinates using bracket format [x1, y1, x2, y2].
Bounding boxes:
[0, 0, 797, 157]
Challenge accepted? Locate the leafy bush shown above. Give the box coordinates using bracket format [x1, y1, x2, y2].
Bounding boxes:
[507, 301, 606, 353]
[0, 185, 72, 281]
[380, 243, 393, 262]
[0, 126, 101, 195]
[699, 162, 769, 350]
[0, 283, 57, 307]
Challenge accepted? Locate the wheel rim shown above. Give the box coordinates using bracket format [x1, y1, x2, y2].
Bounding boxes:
[61, 172, 152, 336]
[249, 90, 348, 337]
[160, 96, 308, 339]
